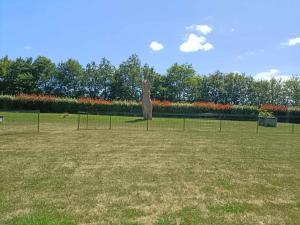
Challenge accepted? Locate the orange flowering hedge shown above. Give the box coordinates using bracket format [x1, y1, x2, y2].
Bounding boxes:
[152, 100, 172, 107]
[78, 97, 112, 105]
[260, 103, 288, 112]
[193, 102, 233, 111]
[0, 94, 299, 121]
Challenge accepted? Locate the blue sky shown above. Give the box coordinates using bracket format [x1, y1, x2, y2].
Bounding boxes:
[1, 0, 300, 78]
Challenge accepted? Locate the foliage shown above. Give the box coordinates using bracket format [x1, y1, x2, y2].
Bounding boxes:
[1, 55, 300, 106]
[193, 101, 233, 111]
[78, 97, 112, 105]
[258, 110, 275, 118]
[1, 94, 300, 122]
[152, 100, 172, 107]
[260, 103, 288, 112]
[16, 93, 57, 102]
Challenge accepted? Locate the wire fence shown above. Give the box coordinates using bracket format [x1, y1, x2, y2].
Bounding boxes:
[77, 112, 300, 135]
[0, 110, 40, 134]
[0, 110, 299, 135]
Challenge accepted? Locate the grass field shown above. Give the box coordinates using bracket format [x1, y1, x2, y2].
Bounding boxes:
[0, 112, 300, 225]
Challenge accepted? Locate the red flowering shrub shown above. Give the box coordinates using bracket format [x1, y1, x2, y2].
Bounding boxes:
[152, 100, 172, 107]
[78, 97, 112, 105]
[260, 104, 288, 112]
[1, 95, 299, 122]
[193, 102, 233, 111]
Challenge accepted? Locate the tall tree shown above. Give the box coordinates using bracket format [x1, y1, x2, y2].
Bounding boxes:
[111, 54, 141, 100]
[269, 78, 285, 105]
[165, 63, 196, 101]
[142, 64, 165, 100]
[7, 57, 36, 94]
[56, 59, 84, 97]
[85, 58, 114, 99]
[283, 76, 300, 106]
[251, 80, 271, 105]
[205, 71, 225, 103]
[32, 56, 57, 94]
[222, 73, 253, 104]
[0, 56, 12, 94]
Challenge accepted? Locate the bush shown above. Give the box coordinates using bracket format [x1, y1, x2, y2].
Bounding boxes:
[0, 94, 299, 122]
[259, 110, 275, 118]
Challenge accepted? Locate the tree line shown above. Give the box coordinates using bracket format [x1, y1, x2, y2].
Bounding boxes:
[0, 54, 299, 106]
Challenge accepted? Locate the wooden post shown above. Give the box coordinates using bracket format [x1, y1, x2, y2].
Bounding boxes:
[109, 115, 112, 130]
[77, 114, 80, 130]
[37, 112, 40, 133]
[86, 113, 89, 129]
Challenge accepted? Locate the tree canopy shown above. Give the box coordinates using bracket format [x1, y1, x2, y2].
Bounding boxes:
[0, 55, 299, 106]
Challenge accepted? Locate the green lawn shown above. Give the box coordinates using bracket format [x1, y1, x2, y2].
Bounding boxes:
[0, 112, 300, 225]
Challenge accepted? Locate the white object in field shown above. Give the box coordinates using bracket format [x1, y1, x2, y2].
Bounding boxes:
[0, 116, 4, 123]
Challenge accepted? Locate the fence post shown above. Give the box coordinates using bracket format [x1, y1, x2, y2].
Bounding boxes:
[109, 115, 112, 130]
[77, 114, 80, 130]
[256, 118, 259, 134]
[219, 115, 222, 132]
[97, 112, 100, 129]
[86, 113, 89, 129]
[183, 118, 186, 131]
[37, 111, 40, 133]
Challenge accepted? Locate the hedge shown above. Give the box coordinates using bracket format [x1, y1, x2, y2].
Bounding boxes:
[0, 94, 300, 122]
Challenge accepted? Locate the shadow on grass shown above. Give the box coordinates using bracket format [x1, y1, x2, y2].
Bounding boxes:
[125, 118, 145, 123]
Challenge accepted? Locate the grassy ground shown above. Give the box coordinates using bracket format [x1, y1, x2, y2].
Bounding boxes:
[0, 112, 300, 225]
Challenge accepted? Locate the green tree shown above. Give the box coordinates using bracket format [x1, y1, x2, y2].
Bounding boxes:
[223, 73, 253, 104]
[7, 57, 37, 94]
[283, 76, 300, 106]
[269, 78, 285, 105]
[185, 75, 202, 101]
[0, 56, 12, 94]
[32, 56, 57, 94]
[165, 63, 196, 101]
[142, 64, 165, 100]
[251, 80, 271, 105]
[111, 54, 141, 100]
[204, 71, 225, 103]
[56, 59, 84, 97]
[85, 58, 115, 99]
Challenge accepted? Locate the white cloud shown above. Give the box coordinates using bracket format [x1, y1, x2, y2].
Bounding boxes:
[24, 46, 32, 50]
[254, 69, 291, 81]
[179, 33, 213, 52]
[149, 41, 164, 51]
[281, 37, 300, 46]
[186, 24, 212, 35]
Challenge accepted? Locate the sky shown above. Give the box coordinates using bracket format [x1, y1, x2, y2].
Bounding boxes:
[0, 0, 300, 79]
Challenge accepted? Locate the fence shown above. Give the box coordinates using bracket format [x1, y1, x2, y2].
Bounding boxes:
[77, 112, 300, 135]
[0, 110, 299, 135]
[0, 110, 40, 134]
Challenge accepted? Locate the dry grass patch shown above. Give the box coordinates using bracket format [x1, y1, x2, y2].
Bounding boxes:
[0, 113, 300, 224]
